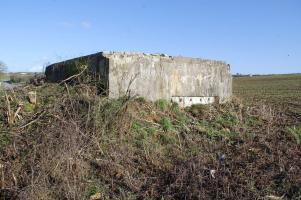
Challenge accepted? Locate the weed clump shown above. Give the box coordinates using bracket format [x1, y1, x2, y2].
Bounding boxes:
[288, 126, 301, 145]
[159, 117, 173, 132]
[155, 99, 169, 111]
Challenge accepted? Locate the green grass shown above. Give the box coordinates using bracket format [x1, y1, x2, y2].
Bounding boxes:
[287, 126, 301, 146]
[155, 99, 170, 111]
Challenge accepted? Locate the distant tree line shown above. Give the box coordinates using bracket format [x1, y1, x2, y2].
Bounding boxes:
[233, 73, 253, 77]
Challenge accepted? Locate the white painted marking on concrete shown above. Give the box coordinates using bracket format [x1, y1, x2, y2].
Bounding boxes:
[171, 96, 215, 107]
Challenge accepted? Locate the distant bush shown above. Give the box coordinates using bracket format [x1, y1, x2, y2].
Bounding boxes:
[10, 73, 34, 83]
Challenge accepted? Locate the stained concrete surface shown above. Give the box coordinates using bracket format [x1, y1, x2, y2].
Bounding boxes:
[45, 51, 232, 106]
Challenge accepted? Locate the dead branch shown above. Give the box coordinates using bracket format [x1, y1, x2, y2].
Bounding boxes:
[59, 65, 88, 84]
[19, 110, 46, 129]
[13, 103, 23, 122]
[5, 92, 11, 124]
[125, 73, 139, 97]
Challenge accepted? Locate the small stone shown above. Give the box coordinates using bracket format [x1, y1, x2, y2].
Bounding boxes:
[265, 195, 285, 200]
[90, 192, 101, 200]
[210, 169, 216, 178]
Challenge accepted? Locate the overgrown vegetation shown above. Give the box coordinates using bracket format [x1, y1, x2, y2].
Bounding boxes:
[0, 75, 300, 199]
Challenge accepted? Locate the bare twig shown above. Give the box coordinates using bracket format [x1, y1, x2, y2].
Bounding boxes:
[19, 110, 46, 129]
[59, 65, 88, 84]
[5, 92, 11, 124]
[125, 73, 139, 97]
[0, 163, 4, 189]
[13, 104, 23, 122]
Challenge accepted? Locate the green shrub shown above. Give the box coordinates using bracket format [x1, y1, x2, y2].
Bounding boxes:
[155, 99, 169, 111]
[216, 113, 239, 127]
[159, 117, 173, 132]
[131, 121, 149, 147]
[170, 102, 180, 114]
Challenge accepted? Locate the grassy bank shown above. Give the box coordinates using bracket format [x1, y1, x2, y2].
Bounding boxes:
[0, 76, 300, 199]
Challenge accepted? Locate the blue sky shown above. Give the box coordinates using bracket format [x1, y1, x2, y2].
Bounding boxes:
[0, 0, 300, 74]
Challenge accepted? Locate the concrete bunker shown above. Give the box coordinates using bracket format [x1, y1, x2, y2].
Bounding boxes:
[45, 51, 232, 107]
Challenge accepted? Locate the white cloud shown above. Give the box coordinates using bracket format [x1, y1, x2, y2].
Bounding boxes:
[80, 21, 92, 29]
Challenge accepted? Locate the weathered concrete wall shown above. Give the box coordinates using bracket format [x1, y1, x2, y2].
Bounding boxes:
[45, 53, 109, 86]
[45, 51, 232, 105]
[104, 52, 232, 103]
